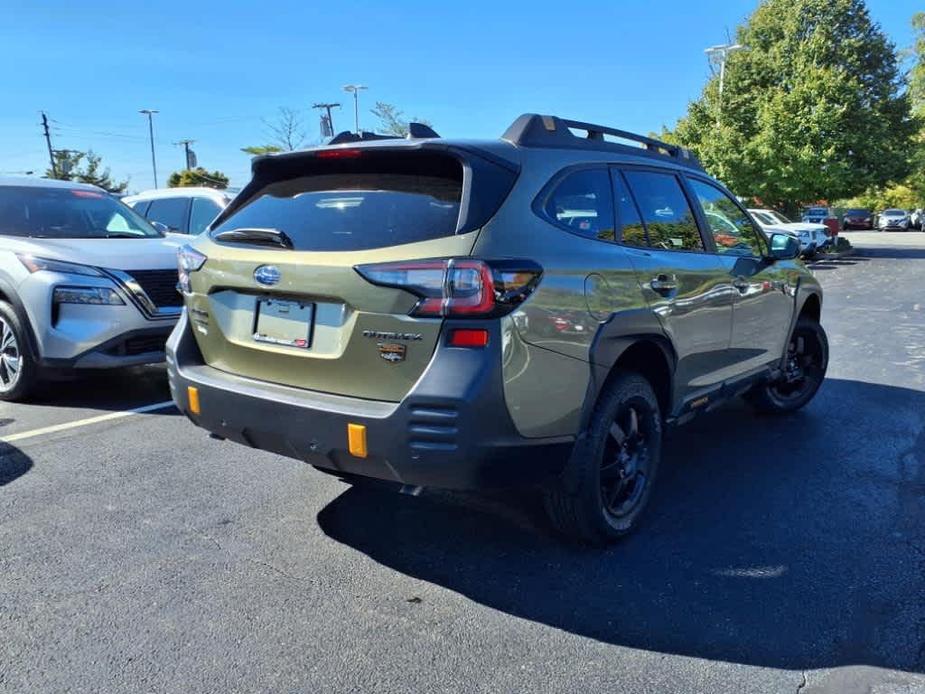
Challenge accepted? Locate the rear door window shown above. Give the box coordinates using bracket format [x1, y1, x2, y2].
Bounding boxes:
[213, 152, 467, 251]
[622, 170, 704, 251]
[542, 168, 615, 241]
[146, 197, 190, 233]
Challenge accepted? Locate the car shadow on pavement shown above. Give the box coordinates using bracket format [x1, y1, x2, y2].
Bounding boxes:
[27, 365, 176, 413]
[0, 443, 32, 486]
[855, 247, 925, 260]
[318, 377, 925, 674]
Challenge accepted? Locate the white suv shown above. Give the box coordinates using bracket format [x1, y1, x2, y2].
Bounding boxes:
[0, 177, 182, 400]
[123, 187, 234, 235]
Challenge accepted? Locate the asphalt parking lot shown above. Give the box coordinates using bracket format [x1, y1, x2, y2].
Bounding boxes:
[1, 233, 923, 694]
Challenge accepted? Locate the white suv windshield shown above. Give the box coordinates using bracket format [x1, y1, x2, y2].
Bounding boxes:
[0, 186, 161, 239]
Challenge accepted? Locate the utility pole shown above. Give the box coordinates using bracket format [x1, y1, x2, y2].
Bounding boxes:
[312, 102, 341, 138]
[139, 109, 159, 188]
[175, 139, 195, 169]
[704, 43, 744, 125]
[342, 85, 367, 134]
[41, 111, 57, 177]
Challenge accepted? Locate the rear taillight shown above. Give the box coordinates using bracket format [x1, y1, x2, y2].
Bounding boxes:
[177, 245, 207, 294]
[355, 258, 542, 318]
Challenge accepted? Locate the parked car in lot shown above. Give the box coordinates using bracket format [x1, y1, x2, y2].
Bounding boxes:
[0, 177, 182, 400]
[841, 208, 873, 230]
[802, 205, 840, 238]
[878, 208, 911, 230]
[123, 187, 234, 235]
[747, 208, 815, 256]
[168, 114, 827, 545]
[911, 208, 923, 230]
[760, 208, 831, 251]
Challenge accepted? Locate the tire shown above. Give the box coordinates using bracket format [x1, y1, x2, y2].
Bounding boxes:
[746, 317, 828, 415]
[544, 371, 662, 546]
[0, 301, 37, 402]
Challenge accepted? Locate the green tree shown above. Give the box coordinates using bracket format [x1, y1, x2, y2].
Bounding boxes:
[910, 12, 925, 116]
[370, 101, 432, 137]
[672, 0, 915, 214]
[44, 149, 128, 193]
[240, 144, 283, 156]
[44, 150, 84, 181]
[74, 151, 128, 193]
[167, 168, 229, 189]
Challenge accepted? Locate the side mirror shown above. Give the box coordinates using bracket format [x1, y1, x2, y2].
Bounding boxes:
[150, 220, 169, 234]
[767, 232, 800, 261]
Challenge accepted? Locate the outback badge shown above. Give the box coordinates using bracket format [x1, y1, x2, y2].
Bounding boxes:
[378, 342, 406, 364]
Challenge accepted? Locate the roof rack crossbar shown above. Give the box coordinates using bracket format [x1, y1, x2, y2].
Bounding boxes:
[501, 114, 702, 170]
[327, 122, 441, 146]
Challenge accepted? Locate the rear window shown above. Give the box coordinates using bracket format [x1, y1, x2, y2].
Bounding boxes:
[213, 152, 467, 251]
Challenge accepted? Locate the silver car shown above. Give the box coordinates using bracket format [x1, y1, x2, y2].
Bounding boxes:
[0, 177, 182, 400]
[878, 208, 910, 230]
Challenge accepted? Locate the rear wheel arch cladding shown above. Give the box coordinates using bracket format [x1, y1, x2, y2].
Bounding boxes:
[581, 320, 675, 430]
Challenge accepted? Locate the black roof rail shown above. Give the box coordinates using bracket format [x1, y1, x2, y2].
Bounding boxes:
[501, 114, 703, 170]
[327, 122, 441, 145]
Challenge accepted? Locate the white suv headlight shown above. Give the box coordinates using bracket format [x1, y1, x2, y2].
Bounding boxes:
[17, 254, 103, 277]
[53, 286, 125, 306]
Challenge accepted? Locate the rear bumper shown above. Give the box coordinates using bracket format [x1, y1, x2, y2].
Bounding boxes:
[166, 312, 572, 490]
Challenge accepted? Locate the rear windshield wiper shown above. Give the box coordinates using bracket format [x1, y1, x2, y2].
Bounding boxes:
[213, 227, 294, 249]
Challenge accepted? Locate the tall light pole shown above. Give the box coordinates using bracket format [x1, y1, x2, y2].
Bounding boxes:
[704, 44, 744, 124]
[342, 85, 367, 134]
[139, 109, 159, 188]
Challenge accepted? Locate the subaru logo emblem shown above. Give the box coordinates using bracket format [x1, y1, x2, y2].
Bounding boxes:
[254, 265, 281, 286]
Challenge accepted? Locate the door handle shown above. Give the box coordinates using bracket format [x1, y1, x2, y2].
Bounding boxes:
[733, 277, 749, 292]
[649, 274, 678, 294]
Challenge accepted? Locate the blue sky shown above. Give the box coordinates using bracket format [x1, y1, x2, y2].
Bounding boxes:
[0, 0, 919, 191]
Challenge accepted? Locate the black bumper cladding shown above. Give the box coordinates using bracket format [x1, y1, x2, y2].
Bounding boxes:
[166, 313, 571, 490]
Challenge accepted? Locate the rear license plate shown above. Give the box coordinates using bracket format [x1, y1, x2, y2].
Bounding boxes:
[253, 298, 313, 349]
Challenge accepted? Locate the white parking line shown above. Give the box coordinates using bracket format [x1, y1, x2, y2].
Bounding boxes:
[0, 400, 176, 444]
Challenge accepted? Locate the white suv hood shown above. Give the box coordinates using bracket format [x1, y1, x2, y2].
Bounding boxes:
[4, 235, 181, 271]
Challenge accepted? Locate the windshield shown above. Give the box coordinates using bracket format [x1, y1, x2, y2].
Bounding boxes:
[0, 186, 162, 239]
[883, 209, 905, 215]
[845, 208, 869, 216]
[767, 210, 791, 224]
[750, 211, 775, 226]
[804, 207, 827, 216]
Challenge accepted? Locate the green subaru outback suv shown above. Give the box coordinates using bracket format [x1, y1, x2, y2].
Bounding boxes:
[167, 114, 827, 545]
